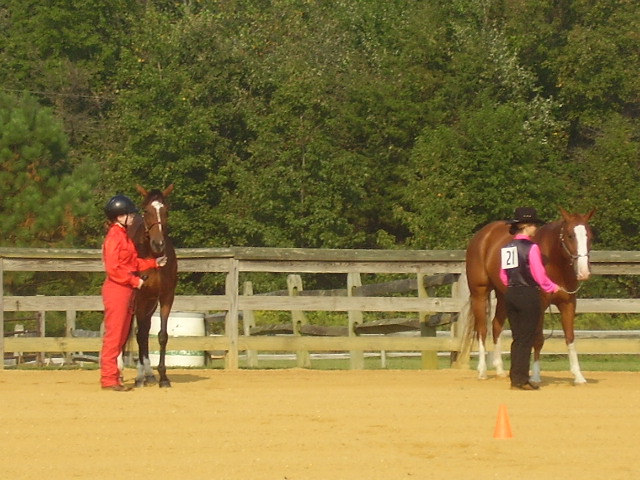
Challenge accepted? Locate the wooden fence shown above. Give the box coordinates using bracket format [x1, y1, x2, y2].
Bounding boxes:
[2, 247, 640, 370]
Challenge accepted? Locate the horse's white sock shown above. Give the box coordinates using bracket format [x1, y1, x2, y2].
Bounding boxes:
[477, 339, 488, 379]
[568, 342, 587, 384]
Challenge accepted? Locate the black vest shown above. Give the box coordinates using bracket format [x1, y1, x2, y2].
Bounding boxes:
[503, 238, 537, 287]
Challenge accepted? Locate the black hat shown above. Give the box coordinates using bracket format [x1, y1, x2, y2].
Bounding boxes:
[104, 194, 138, 220]
[507, 207, 545, 226]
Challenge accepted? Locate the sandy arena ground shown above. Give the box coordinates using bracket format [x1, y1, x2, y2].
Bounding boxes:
[1, 367, 639, 480]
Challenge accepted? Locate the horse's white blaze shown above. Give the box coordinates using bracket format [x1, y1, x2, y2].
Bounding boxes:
[574, 224, 590, 280]
[151, 200, 164, 232]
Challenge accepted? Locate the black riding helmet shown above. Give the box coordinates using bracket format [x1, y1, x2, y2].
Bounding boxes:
[104, 194, 138, 220]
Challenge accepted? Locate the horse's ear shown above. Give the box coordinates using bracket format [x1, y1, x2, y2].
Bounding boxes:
[558, 207, 571, 222]
[136, 185, 148, 197]
[163, 184, 174, 197]
[585, 208, 596, 221]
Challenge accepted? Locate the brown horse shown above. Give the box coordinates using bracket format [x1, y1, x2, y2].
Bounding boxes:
[464, 208, 595, 384]
[128, 185, 178, 388]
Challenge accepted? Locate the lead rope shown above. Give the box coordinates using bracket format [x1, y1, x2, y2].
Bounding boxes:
[544, 304, 555, 340]
[559, 284, 583, 295]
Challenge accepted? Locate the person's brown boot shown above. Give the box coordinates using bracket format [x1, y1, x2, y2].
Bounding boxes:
[102, 385, 133, 392]
[510, 382, 540, 391]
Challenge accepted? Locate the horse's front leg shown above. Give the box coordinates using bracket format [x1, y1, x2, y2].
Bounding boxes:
[558, 301, 587, 385]
[157, 305, 172, 388]
[567, 342, 586, 384]
[134, 312, 157, 388]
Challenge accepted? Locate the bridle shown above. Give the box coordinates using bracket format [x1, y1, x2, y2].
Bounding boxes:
[559, 222, 590, 266]
[142, 199, 167, 239]
[558, 221, 591, 295]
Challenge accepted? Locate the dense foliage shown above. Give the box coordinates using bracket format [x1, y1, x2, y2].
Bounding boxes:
[1, 0, 638, 252]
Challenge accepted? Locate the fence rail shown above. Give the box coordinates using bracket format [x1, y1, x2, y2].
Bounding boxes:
[2, 247, 640, 370]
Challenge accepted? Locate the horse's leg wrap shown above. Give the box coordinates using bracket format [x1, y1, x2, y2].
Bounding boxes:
[143, 357, 154, 377]
[568, 342, 587, 384]
[135, 362, 145, 386]
[531, 360, 541, 383]
[135, 358, 157, 387]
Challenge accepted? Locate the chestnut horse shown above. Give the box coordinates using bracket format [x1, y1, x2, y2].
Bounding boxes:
[464, 208, 595, 384]
[128, 185, 178, 388]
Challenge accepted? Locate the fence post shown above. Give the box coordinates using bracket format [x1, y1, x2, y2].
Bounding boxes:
[418, 273, 438, 369]
[65, 310, 77, 365]
[243, 281, 258, 368]
[37, 310, 45, 366]
[288, 274, 310, 368]
[225, 258, 240, 370]
[348, 272, 364, 370]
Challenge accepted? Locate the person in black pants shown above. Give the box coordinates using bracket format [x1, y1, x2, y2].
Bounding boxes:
[500, 207, 559, 390]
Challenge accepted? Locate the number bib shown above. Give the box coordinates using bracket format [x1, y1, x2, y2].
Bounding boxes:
[501, 245, 519, 270]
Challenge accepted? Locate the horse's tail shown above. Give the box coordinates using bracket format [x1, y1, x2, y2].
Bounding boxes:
[452, 299, 475, 369]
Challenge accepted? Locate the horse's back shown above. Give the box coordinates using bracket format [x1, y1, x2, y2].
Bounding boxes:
[466, 221, 511, 295]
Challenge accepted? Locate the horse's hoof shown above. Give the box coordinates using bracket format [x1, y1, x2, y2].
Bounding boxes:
[145, 375, 158, 385]
[134, 379, 145, 388]
[159, 380, 172, 388]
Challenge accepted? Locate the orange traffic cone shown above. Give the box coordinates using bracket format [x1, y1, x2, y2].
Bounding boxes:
[493, 404, 513, 439]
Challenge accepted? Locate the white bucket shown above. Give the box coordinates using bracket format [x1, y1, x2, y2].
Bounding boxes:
[149, 312, 205, 367]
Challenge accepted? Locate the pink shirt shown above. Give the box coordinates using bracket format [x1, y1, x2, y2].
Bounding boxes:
[500, 234, 559, 293]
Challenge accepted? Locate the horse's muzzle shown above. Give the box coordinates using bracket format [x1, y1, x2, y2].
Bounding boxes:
[577, 271, 591, 281]
[151, 239, 165, 253]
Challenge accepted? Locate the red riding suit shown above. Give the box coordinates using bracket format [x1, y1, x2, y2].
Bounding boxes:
[101, 222, 158, 388]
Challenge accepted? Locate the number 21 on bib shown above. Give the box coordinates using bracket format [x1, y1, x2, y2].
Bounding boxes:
[501, 246, 518, 270]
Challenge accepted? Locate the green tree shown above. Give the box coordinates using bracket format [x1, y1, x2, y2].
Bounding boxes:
[574, 115, 640, 249]
[103, 6, 251, 248]
[550, 0, 640, 131]
[396, 4, 569, 248]
[0, 0, 139, 144]
[398, 101, 568, 249]
[0, 92, 97, 246]
[104, 1, 431, 249]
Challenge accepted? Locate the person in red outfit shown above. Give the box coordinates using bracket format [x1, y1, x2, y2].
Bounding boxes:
[101, 195, 167, 391]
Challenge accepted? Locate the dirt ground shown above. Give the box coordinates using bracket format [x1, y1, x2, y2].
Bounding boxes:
[1, 367, 639, 480]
